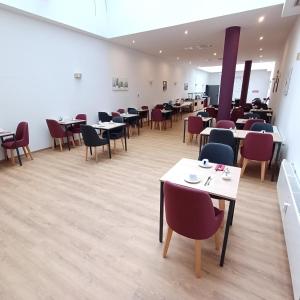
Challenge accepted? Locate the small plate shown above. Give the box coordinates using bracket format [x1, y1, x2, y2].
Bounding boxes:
[222, 173, 232, 180]
[199, 162, 212, 168]
[184, 174, 201, 184]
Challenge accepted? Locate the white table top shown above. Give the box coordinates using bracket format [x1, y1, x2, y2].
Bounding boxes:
[58, 119, 86, 125]
[161, 109, 173, 113]
[173, 101, 193, 108]
[200, 127, 282, 143]
[138, 109, 149, 112]
[184, 117, 212, 122]
[160, 158, 241, 201]
[92, 122, 126, 130]
[0, 130, 14, 138]
[120, 113, 138, 118]
[250, 108, 273, 113]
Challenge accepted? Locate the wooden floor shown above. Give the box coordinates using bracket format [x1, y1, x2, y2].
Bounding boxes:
[0, 116, 293, 300]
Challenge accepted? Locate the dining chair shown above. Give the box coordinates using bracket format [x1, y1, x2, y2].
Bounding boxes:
[2, 121, 33, 164]
[230, 107, 244, 123]
[243, 103, 253, 112]
[117, 108, 125, 114]
[216, 120, 235, 129]
[151, 109, 165, 130]
[127, 108, 139, 135]
[46, 119, 75, 151]
[111, 112, 121, 117]
[197, 111, 209, 117]
[102, 116, 125, 150]
[250, 123, 273, 132]
[244, 112, 260, 119]
[141, 105, 148, 110]
[98, 112, 112, 122]
[240, 132, 273, 181]
[80, 125, 111, 161]
[70, 114, 87, 145]
[187, 116, 203, 144]
[163, 181, 224, 278]
[208, 129, 235, 152]
[205, 107, 217, 119]
[243, 119, 265, 130]
[140, 106, 149, 125]
[199, 143, 234, 212]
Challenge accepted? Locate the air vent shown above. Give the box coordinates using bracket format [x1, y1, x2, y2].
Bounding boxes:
[295, 0, 300, 6]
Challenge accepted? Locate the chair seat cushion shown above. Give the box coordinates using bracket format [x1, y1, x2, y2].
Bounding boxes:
[2, 140, 26, 149]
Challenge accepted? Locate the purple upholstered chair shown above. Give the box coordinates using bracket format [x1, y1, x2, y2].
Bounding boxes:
[151, 108, 165, 130]
[2, 121, 33, 164]
[230, 107, 244, 123]
[243, 119, 264, 131]
[187, 116, 203, 143]
[216, 120, 235, 129]
[70, 114, 87, 145]
[240, 132, 273, 181]
[205, 107, 218, 119]
[117, 108, 125, 114]
[163, 181, 224, 278]
[112, 111, 121, 117]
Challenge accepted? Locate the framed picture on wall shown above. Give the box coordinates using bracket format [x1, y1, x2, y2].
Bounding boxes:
[112, 77, 128, 91]
[184, 82, 188, 90]
[163, 81, 167, 91]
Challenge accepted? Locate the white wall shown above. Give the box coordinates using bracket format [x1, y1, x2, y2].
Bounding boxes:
[207, 69, 272, 101]
[270, 16, 300, 176]
[0, 8, 208, 154]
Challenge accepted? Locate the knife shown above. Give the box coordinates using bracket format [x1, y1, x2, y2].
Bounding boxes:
[204, 176, 211, 186]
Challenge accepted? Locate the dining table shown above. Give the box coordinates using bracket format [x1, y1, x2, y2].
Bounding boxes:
[120, 113, 140, 138]
[182, 116, 212, 143]
[159, 158, 241, 266]
[0, 129, 22, 166]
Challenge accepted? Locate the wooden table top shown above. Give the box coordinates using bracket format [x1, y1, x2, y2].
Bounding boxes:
[92, 122, 126, 130]
[160, 158, 241, 201]
[200, 127, 282, 143]
[250, 109, 273, 113]
[172, 101, 193, 108]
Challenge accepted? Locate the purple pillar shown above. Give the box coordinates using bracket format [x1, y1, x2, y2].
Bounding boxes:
[218, 26, 241, 120]
[240, 60, 252, 107]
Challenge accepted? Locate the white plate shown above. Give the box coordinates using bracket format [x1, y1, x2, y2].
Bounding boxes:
[222, 174, 232, 180]
[199, 162, 212, 168]
[184, 174, 201, 184]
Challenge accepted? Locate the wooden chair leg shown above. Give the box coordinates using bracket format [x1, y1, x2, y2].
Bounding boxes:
[159, 122, 162, 131]
[94, 147, 97, 161]
[25, 146, 33, 160]
[214, 229, 221, 251]
[85, 146, 88, 161]
[261, 161, 267, 182]
[163, 227, 173, 258]
[218, 200, 225, 228]
[241, 158, 248, 176]
[71, 136, 75, 147]
[195, 240, 202, 278]
[10, 149, 15, 165]
[22, 146, 29, 158]
[121, 138, 124, 150]
[114, 140, 116, 150]
[59, 139, 63, 152]
[52, 138, 55, 150]
[239, 155, 244, 167]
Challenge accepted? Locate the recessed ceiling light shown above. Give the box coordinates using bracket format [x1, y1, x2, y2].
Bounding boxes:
[184, 30, 188, 35]
[132, 40, 135, 44]
[259, 48, 263, 51]
[259, 55, 263, 58]
[176, 57, 180, 60]
[213, 52, 217, 56]
[258, 16, 265, 23]
[259, 36, 264, 40]
[159, 50, 162, 54]
[189, 61, 192, 64]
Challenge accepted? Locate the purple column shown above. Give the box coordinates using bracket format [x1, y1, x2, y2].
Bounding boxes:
[240, 60, 252, 107]
[218, 26, 241, 120]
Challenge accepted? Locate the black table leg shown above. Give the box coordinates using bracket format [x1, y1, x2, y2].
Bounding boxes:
[183, 119, 186, 143]
[220, 200, 235, 266]
[107, 130, 111, 159]
[159, 181, 164, 243]
[229, 201, 235, 226]
[90, 147, 92, 155]
[12, 134, 22, 166]
[123, 126, 127, 151]
[271, 142, 281, 181]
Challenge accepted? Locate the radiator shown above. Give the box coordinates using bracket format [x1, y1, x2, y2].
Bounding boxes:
[277, 159, 300, 300]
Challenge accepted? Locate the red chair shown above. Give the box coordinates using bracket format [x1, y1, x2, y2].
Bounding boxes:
[205, 107, 217, 119]
[187, 116, 203, 143]
[70, 114, 86, 145]
[230, 107, 244, 123]
[155, 104, 164, 110]
[141, 105, 148, 110]
[240, 132, 273, 181]
[163, 181, 224, 278]
[243, 103, 252, 112]
[2, 122, 33, 164]
[243, 119, 264, 130]
[112, 112, 121, 117]
[46, 119, 75, 151]
[216, 120, 235, 129]
[151, 109, 165, 130]
[117, 108, 125, 114]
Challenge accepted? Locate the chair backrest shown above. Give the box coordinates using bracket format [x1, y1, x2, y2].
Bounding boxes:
[243, 119, 264, 130]
[117, 108, 125, 114]
[155, 104, 164, 110]
[15, 121, 29, 145]
[243, 103, 253, 112]
[111, 116, 124, 134]
[216, 120, 235, 129]
[250, 123, 273, 132]
[197, 111, 209, 117]
[199, 143, 234, 166]
[112, 112, 120, 117]
[128, 107, 138, 114]
[205, 107, 217, 118]
[151, 108, 163, 121]
[187, 116, 203, 134]
[98, 112, 112, 122]
[80, 125, 102, 146]
[75, 114, 87, 121]
[208, 129, 235, 150]
[230, 107, 244, 122]
[242, 132, 273, 161]
[141, 105, 148, 110]
[46, 119, 64, 138]
[164, 181, 223, 240]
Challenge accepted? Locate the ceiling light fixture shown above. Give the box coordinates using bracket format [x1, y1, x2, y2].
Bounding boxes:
[259, 48, 263, 51]
[258, 16, 265, 23]
[132, 40, 135, 44]
[259, 55, 263, 58]
[184, 30, 188, 35]
[213, 52, 217, 56]
[189, 61, 192, 64]
[259, 36, 264, 40]
[176, 57, 180, 60]
[159, 50, 162, 54]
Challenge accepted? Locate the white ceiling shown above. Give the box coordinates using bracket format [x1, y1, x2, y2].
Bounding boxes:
[110, 4, 296, 67]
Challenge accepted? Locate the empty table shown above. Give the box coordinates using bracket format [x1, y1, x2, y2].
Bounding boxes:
[0, 129, 22, 166]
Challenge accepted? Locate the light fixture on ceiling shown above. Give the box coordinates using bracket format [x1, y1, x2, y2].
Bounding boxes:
[132, 40, 135, 44]
[176, 57, 180, 60]
[259, 55, 263, 58]
[189, 61, 192, 64]
[259, 36, 264, 40]
[258, 16, 265, 23]
[259, 48, 263, 51]
[159, 50, 162, 54]
[184, 30, 188, 35]
[213, 52, 217, 56]
[184, 46, 193, 50]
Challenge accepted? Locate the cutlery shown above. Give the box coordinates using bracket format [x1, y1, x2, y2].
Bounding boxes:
[204, 176, 211, 186]
[207, 177, 213, 186]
